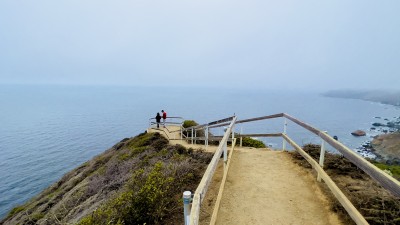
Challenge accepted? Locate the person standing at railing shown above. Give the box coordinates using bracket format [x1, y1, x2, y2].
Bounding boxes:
[161, 110, 167, 127]
[156, 112, 161, 128]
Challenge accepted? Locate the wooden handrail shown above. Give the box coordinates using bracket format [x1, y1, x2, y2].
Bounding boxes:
[282, 134, 368, 225]
[189, 117, 237, 225]
[282, 113, 400, 197]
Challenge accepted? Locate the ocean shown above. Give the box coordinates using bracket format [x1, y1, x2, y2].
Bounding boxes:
[0, 84, 399, 218]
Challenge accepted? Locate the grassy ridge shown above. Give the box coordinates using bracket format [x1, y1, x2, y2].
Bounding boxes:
[2, 132, 212, 225]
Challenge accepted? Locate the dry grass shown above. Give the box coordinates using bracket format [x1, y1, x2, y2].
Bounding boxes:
[289, 144, 400, 225]
[2, 132, 213, 225]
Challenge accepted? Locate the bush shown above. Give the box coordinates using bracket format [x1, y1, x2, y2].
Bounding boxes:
[373, 162, 400, 180]
[79, 162, 175, 225]
[77, 134, 213, 225]
[237, 136, 266, 148]
[7, 205, 25, 218]
[182, 120, 198, 128]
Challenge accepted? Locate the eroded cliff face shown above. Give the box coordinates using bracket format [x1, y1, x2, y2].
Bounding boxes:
[2, 132, 212, 225]
[372, 132, 400, 165]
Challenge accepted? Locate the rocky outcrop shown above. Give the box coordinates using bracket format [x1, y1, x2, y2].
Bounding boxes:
[351, 130, 366, 136]
[371, 132, 400, 165]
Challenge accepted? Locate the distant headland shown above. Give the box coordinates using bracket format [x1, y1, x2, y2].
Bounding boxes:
[323, 89, 400, 106]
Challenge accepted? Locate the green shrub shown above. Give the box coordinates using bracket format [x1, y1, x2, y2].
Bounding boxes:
[78, 162, 176, 225]
[373, 162, 400, 180]
[7, 205, 25, 218]
[182, 120, 198, 128]
[237, 136, 266, 148]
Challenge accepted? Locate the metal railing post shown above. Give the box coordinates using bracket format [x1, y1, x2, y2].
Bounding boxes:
[183, 191, 192, 225]
[205, 126, 209, 147]
[283, 118, 287, 150]
[317, 132, 327, 182]
[194, 129, 197, 144]
[181, 126, 183, 140]
[240, 127, 243, 147]
[191, 128, 194, 145]
[223, 140, 228, 171]
[232, 125, 235, 142]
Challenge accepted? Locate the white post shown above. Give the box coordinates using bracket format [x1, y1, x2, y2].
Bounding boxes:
[317, 132, 327, 182]
[194, 129, 197, 144]
[223, 141, 228, 171]
[205, 126, 209, 147]
[191, 128, 194, 145]
[231, 125, 235, 147]
[283, 118, 287, 150]
[183, 191, 192, 225]
[240, 127, 243, 147]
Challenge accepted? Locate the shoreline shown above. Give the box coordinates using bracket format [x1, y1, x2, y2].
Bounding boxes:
[322, 90, 400, 163]
[355, 118, 400, 164]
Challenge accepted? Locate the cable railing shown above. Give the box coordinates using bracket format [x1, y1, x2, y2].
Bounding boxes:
[178, 113, 400, 225]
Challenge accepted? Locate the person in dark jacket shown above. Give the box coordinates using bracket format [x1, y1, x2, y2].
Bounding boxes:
[155, 112, 161, 128]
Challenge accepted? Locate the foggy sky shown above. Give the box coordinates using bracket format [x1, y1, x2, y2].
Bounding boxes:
[0, 0, 399, 90]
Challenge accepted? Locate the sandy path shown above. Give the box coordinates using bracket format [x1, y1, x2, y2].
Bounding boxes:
[215, 148, 342, 225]
[149, 126, 341, 224]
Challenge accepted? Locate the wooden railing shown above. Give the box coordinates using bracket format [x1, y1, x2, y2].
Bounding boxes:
[188, 116, 237, 225]
[181, 113, 400, 225]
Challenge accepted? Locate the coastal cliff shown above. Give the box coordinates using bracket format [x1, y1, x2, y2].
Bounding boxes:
[372, 132, 400, 165]
[1, 132, 212, 225]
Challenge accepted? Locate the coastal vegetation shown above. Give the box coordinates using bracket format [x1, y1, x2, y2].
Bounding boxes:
[289, 144, 400, 224]
[235, 136, 266, 148]
[2, 132, 212, 225]
[372, 162, 400, 180]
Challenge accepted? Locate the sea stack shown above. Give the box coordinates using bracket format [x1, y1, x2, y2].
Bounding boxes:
[351, 130, 366, 136]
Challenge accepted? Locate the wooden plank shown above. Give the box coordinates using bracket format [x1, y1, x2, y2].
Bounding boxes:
[320, 132, 400, 197]
[236, 133, 282, 137]
[235, 113, 284, 124]
[283, 113, 319, 135]
[189, 193, 201, 225]
[189, 117, 237, 225]
[282, 134, 369, 225]
[284, 113, 400, 197]
[209, 138, 237, 225]
[208, 113, 285, 129]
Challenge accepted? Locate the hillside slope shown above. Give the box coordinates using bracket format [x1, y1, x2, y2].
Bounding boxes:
[2, 132, 212, 225]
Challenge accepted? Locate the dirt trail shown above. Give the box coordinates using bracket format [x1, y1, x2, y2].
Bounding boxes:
[215, 148, 342, 225]
[149, 126, 342, 224]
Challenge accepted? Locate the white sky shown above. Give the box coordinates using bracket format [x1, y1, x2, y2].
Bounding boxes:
[0, 0, 399, 90]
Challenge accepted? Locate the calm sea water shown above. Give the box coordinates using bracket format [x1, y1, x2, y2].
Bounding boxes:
[0, 84, 399, 218]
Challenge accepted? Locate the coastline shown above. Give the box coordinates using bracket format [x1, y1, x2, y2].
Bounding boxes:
[323, 90, 400, 163]
[323, 90, 400, 107]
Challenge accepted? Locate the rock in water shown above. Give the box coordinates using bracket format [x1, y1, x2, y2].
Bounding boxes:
[351, 130, 366, 136]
